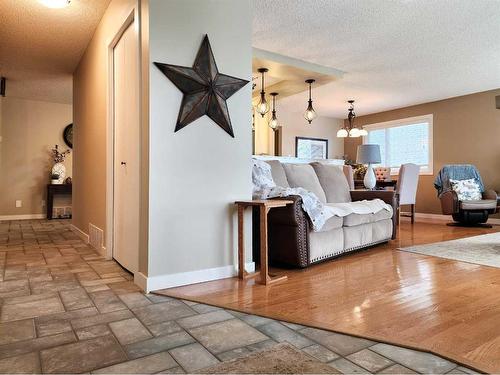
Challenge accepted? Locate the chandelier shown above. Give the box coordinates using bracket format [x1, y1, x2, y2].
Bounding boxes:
[337, 100, 367, 138]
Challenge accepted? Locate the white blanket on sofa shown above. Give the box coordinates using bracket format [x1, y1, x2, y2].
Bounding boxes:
[252, 159, 391, 231]
[326, 199, 392, 217]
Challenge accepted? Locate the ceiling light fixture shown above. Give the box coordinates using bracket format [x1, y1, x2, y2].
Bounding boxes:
[337, 100, 367, 138]
[256, 68, 270, 117]
[268, 92, 280, 131]
[304, 79, 317, 124]
[38, 0, 71, 8]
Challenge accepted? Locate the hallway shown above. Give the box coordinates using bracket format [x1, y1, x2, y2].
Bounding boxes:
[0, 220, 468, 374]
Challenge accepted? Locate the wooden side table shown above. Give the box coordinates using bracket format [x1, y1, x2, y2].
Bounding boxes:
[47, 184, 72, 219]
[235, 199, 293, 285]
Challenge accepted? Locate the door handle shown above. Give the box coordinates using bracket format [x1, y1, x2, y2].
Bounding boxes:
[121, 161, 126, 165]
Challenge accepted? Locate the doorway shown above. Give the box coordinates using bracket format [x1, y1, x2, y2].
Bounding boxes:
[111, 18, 139, 273]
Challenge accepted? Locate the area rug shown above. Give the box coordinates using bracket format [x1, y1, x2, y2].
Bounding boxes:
[400, 232, 500, 268]
[196, 343, 340, 374]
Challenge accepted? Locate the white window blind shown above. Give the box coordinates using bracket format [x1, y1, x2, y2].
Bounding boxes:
[364, 115, 433, 175]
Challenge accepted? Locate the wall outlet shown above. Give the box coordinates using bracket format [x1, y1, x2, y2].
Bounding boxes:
[15, 200, 22, 208]
[41, 200, 46, 207]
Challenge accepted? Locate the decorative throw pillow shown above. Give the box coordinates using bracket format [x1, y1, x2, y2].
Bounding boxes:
[449, 178, 482, 201]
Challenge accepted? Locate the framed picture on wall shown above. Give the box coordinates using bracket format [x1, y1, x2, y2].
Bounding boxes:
[295, 137, 329, 159]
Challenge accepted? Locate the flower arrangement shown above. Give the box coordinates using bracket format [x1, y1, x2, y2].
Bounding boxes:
[51, 145, 70, 164]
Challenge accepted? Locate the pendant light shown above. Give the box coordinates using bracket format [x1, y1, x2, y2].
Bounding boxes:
[337, 100, 367, 137]
[268, 92, 280, 130]
[347, 100, 360, 137]
[256, 68, 270, 117]
[304, 79, 317, 124]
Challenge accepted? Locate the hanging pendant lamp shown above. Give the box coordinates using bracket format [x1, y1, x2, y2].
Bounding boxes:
[268, 92, 280, 130]
[337, 100, 367, 137]
[256, 68, 270, 117]
[303, 79, 317, 124]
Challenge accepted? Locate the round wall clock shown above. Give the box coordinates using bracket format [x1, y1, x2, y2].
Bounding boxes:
[63, 124, 73, 148]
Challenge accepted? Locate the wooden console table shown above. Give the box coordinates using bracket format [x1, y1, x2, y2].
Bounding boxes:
[354, 179, 397, 190]
[235, 199, 293, 285]
[47, 184, 72, 219]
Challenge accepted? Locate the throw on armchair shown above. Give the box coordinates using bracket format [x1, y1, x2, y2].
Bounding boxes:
[434, 164, 498, 227]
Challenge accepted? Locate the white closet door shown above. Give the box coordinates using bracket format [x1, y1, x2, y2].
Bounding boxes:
[113, 21, 139, 273]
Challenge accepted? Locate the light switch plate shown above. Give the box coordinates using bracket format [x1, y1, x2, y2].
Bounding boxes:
[15, 200, 22, 208]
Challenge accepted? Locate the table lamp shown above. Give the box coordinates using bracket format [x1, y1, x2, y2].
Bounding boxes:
[357, 144, 381, 190]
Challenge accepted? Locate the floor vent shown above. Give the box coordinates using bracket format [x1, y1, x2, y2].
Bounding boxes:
[88, 223, 104, 250]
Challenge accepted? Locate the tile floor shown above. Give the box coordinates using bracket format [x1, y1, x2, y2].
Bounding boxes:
[0, 220, 479, 374]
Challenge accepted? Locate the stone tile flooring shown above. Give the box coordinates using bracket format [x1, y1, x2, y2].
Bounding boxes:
[0, 220, 479, 374]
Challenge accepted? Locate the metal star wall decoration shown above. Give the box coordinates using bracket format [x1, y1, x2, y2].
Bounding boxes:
[154, 35, 249, 137]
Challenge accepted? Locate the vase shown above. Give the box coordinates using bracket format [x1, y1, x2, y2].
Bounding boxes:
[363, 164, 376, 190]
[52, 163, 66, 184]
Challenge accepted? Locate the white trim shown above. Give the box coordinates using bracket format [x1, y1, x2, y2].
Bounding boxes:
[0, 214, 46, 221]
[134, 262, 256, 293]
[410, 213, 500, 225]
[70, 224, 108, 256]
[362, 114, 434, 176]
[69, 224, 89, 243]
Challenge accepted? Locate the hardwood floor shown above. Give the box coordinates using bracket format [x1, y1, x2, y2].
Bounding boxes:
[155, 220, 500, 373]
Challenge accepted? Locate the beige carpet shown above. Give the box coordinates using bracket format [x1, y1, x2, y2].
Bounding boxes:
[197, 343, 340, 374]
[400, 232, 500, 268]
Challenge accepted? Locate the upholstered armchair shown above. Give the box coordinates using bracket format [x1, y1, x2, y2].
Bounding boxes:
[435, 165, 498, 227]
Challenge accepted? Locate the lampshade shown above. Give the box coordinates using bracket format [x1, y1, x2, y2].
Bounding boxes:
[336, 128, 348, 138]
[349, 128, 360, 137]
[357, 144, 381, 164]
[358, 128, 368, 136]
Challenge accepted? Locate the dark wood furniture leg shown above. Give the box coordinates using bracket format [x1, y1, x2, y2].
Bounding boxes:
[47, 186, 54, 220]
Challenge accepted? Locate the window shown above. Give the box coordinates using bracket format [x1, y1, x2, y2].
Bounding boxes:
[363, 114, 433, 175]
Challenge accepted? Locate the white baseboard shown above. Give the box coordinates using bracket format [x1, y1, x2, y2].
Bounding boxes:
[69, 224, 107, 256]
[69, 224, 89, 243]
[0, 214, 45, 221]
[135, 262, 256, 293]
[412, 213, 500, 225]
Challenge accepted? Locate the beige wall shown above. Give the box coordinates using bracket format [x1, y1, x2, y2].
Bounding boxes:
[73, 0, 149, 272]
[0, 97, 72, 216]
[148, 0, 252, 280]
[279, 111, 344, 159]
[345, 89, 500, 216]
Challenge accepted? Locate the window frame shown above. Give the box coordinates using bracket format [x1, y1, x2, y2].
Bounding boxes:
[362, 114, 434, 176]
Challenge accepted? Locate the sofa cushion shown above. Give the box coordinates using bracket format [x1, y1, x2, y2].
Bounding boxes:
[283, 163, 327, 203]
[460, 199, 497, 210]
[265, 160, 290, 187]
[310, 163, 351, 203]
[309, 228, 344, 263]
[343, 213, 371, 227]
[317, 209, 343, 232]
[343, 206, 393, 227]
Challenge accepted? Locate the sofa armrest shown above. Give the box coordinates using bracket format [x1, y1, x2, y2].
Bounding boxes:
[483, 189, 498, 201]
[440, 190, 459, 215]
[267, 195, 310, 268]
[350, 190, 398, 240]
[269, 195, 305, 227]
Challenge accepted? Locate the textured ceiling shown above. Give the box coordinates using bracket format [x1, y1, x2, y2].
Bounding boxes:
[253, 0, 500, 117]
[0, 0, 111, 104]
